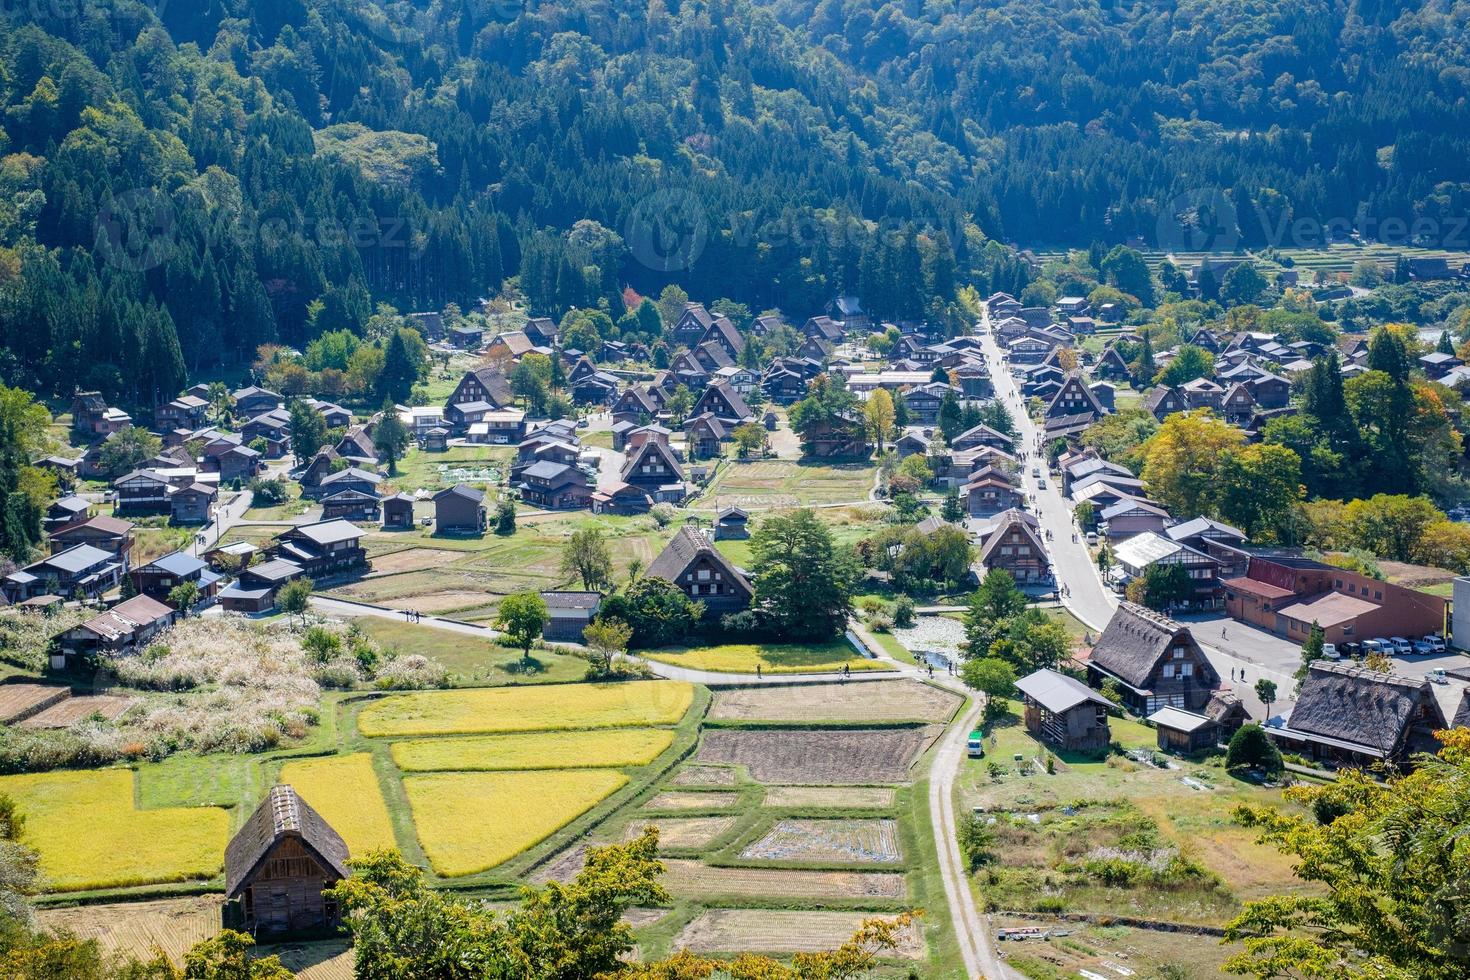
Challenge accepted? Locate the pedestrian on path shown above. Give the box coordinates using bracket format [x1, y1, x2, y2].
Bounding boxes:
[756, 663, 762, 679]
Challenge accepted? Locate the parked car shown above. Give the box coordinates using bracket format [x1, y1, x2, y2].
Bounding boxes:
[1086, 531, 1098, 546]
[1412, 638, 1437, 655]
[1321, 642, 1340, 660]
[1361, 638, 1387, 656]
[1339, 641, 1361, 660]
[1422, 634, 1447, 652]
[1388, 636, 1413, 655]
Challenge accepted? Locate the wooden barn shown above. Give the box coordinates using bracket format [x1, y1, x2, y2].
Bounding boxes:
[1015, 668, 1113, 753]
[224, 785, 350, 936]
[1147, 706, 1220, 754]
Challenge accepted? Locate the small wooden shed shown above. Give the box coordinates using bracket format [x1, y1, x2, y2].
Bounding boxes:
[382, 493, 416, 530]
[1147, 705, 1219, 754]
[1015, 668, 1113, 753]
[224, 785, 350, 936]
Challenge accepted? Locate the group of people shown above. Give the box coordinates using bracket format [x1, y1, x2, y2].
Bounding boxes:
[401, 608, 424, 623]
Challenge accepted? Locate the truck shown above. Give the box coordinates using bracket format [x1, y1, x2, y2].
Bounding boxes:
[967, 730, 985, 758]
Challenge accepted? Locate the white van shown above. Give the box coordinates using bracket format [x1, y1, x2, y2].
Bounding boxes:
[1388, 636, 1413, 656]
[1321, 643, 1340, 660]
[1361, 639, 1386, 656]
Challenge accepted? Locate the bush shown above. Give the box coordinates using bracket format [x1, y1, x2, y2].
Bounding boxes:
[650, 502, 677, 527]
[248, 477, 290, 506]
[1225, 723, 1284, 775]
[958, 813, 995, 871]
[892, 595, 916, 628]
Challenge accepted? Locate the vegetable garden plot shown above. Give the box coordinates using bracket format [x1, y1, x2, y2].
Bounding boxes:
[739, 818, 902, 864]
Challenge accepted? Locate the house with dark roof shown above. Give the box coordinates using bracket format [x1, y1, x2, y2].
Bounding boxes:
[382, 493, 416, 530]
[265, 521, 367, 578]
[700, 315, 746, 360]
[1094, 346, 1132, 380]
[540, 591, 602, 642]
[518, 461, 592, 510]
[49, 515, 134, 565]
[647, 526, 753, 617]
[305, 467, 382, 502]
[715, 506, 750, 540]
[224, 785, 350, 935]
[1087, 602, 1219, 714]
[59, 594, 177, 662]
[684, 413, 729, 460]
[620, 438, 687, 503]
[612, 386, 660, 425]
[44, 495, 91, 533]
[1016, 669, 1113, 752]
[154, 394, 209, 431]
[432, 484, 487, 534]
[671, 303, 718, 348]
[1143, 386, 1187, 421]
[131, 551, 222, 606]
[963, 472, 1023, 518]
[4, 544, 123, 602]
[219, 558, 305, 613]
[950, 424, 1013, 453]
[1271, 662, 1446, 769]
[232, 387, 284, 416]
[692, 382, 753, 426]
[975, 509, 1050, 584]
[445, 368, 515, 416]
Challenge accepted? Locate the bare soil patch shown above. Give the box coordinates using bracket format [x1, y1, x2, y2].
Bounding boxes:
[366, 548, 465, 575]
[763, 786, 895, 809]
[0, 683, 69, 724]
[20, 694, 136, 729]
[740, 819, 901, 864]
[622, 816, 737, 849]
[697, 727, 940, 784]
[710, 679, 959, 724]
[660, 859, 905, 900]
[671, 765, 737, 787]
[675, 909, 923, 959]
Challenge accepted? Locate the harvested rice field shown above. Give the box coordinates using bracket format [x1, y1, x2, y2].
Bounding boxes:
[763, 786, 895, 809]
[740, 819, 902, 864]
[404, 769, 628, 876]
[364, 548, 465, 574]
[697, 727, 940, 784]
[645, 790, 741, 812]
[675, 909, 924, 959]
[358, 681, 694, 737]
[0, 683, 68, 724]
[0, 769, 227, 891]
[278, 753, 398, 855]
[390, 728, 674, 772]
[709, 679, 959, 723]
[642, 641, 890, 675]
[36, 895, 221, 962]
[659, 860, 906, 900]
[19, 694, 135, 729]
[671, 765, 737, 787]
[622, 816, 737, 849]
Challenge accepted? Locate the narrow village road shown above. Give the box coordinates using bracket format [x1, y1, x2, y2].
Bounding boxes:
[975, 317, 1117, 631]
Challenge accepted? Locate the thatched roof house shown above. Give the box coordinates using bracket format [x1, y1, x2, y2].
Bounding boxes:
[224, 785, 350, 935]
[1271, 662, 1446, 769]
[1087, 602, 1219, 714]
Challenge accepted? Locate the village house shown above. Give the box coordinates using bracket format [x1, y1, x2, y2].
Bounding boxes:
[518, 461, 593, 510]
[219, 558, 305, 613]
[49, 515, 134, 566]
[445, 368, 516, 420]
[974, 509, 1050, 584]
[647, 526, 753, 618]
[1270, 662, 1446, 769]
[714, 506, 750, 540]
[902, 383, 954, 424]
[1143, 385, 1187, 421]
[700, 315, 746, 361]
[1087, 602, 1220, 715]
[153, 394, 209, 431]
[266, 521, 368, 579]
[1015, 669, 1113, 753]
[684, 413, 729, 460]
[800, 416, 869, 459]
[802, 315, 845, 344]
[825, 295, 870, 332]
[170, 483, 217, 525]
[131, 551, 223, 606]
[691, 382, 754, 427]
[1108, 530, 1221, 609]
[432, 484, 487, 534]
[224, 785, 351, 935]
[241, 411, 292, 458]
[321, 488, 381, 523]
[950, 424, 1014, 453]
[670, 302, 720, 348]
[1099, 497, 1173, 541]
[216, 444, 264, 485]
[44, 495, 91, 533]
[3, 544, 123, 603]
[449, 323, 483, 349]
[1094, 346, 1132, 380]
[306, 467, 382, 502]
[467, 409, 528, 445]
[382, 493, 416, 530]
[232, 386, 284, 416]
[1147, 706, 1223, 754]
[620, 436, 687, 503]
[58, 594, 178, 665]
[71, 391, 132, 439]
[964, 472, 1024, 518]
[539, 591, 602, 642]
[485, 330, 536, 363]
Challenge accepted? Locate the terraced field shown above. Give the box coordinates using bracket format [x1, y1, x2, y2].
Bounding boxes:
[674, 909, 924, 959]
[740, 819, 902, 864]
[709, 679, 958, 722]
[697, 727, 941, 784]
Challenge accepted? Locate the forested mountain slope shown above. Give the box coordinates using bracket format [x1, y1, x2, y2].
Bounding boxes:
[1, 0, 1468, 403]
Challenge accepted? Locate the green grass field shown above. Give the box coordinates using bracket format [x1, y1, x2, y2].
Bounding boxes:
[351, 618, 587, 685]
[642, 641, 893, 674]
[357, 680, 695, 737]
[386, 445, 513, 494]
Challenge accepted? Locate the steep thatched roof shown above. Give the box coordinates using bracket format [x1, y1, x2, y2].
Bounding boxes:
[1286, 662, 1445, 758]
[225, 785, 349, 897]
[1090, 602, 1199, 689]
[647, 526, 751, 599]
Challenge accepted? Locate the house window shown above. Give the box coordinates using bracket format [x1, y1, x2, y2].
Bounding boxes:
[1180, 663, 1193, 677]
[1162, 664, 1175, 679]
[1374, 590, 1382, 600]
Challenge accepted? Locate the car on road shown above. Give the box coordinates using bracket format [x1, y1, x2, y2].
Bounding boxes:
[966, 730, 985, 758]
[1031, 466, 1040, 477]
[1388, 636, 1413, 655]
[1037, 478, 1046, 489]
[1429, 668, 1449, 685]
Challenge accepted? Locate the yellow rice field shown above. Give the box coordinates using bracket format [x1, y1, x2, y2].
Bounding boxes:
[279, 753, 398, 855]
[390, 728, 675, 772]
[0, 769, 227, 891]
[403, 770, 628, 876]
[358, 681, 693, 738]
